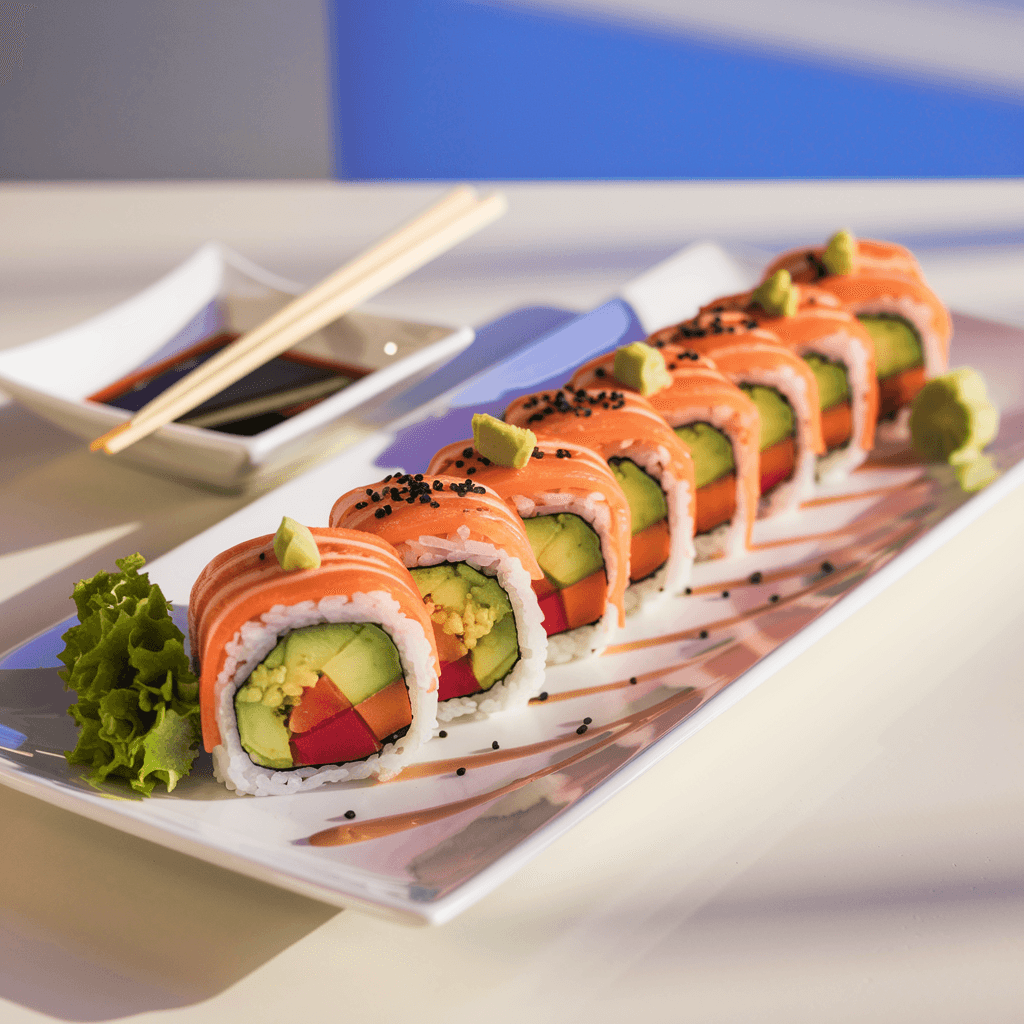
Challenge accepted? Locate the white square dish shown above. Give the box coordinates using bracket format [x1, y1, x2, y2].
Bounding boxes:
[0, 243, 473, 492]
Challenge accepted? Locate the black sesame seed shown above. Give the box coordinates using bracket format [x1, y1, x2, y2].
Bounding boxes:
[538, 691, 549, 701]
[770, 594, 780, 603]
[629, 676, 637, 685]
[456, 767, 466, 776]
[583, 717, 592, 725]
[684, 587, 693, 596]
[821, 561, 834, 573]
[344, 810, 356, 820]
[749, 571, 763, 584]
[438, 730, 447, 738]
[576, 724, 588, 735]
[699, 629, 709, 639]
[722, 590, 730, 598]
[491, 741, 499, 750]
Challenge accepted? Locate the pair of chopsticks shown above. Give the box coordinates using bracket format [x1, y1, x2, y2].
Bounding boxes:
[91, 186, 507, 455]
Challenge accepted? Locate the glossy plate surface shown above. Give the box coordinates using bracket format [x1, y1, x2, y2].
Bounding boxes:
[2, 244, 1022, 925]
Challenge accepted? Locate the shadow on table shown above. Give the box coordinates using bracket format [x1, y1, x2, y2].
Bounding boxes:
[0, 786, 337, 1021]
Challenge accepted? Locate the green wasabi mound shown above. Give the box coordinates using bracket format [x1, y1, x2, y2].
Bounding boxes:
[614, 342, 672, 396]
[751, 270, 798, 318]
[58, 554, 200, 796]
[822, 229, 857, 276]
[910, 368, 999, 489]
[472, 413, 535, 468]
[273, 517, 321, 571]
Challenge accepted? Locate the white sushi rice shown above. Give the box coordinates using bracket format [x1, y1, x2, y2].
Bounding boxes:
[212, 592, 438, 797]
[511, 490, 620, 664]
[399, 526, 548, 721]
[610, 442, 694, 615]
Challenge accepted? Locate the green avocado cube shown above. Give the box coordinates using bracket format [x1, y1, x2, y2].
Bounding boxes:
[320, 624, 402, 706]
[522, 513, 604, 589]
[609, 458, 668, 535]
[804, 354, 851, 412]
[235, 701, 293, 770]
[740, 385, 795, 451]
[674, 422, 735, 489]
[470, 612, 519, 690]
[858, 315, 924, 380]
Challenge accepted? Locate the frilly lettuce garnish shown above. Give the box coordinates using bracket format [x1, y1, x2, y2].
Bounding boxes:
[58, 553, 200, 796]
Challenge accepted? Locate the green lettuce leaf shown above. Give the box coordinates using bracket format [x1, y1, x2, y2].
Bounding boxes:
[59, 554, 200, 796]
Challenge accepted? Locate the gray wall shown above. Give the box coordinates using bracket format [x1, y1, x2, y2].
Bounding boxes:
[0, 0, 333, 179]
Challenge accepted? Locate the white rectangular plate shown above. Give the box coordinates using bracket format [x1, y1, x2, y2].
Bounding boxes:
[2, 244, 1022, 925]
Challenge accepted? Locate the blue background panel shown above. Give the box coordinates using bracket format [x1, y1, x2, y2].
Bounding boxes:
[328, 0, 1024, 180]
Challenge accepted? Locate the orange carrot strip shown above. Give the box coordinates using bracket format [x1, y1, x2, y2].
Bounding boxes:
[821, 402, 853, 451]
[432, 624, 467, 665]
[559, 569, 608, 629]
[695, 473, 737, 535]
[760, 438, 796, 494]
[630, 519, 671, 582]
[354, 678, 411, 740]
[879, 366, 926, 418]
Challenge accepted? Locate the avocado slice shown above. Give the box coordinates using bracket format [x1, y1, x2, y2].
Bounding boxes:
[804, 354, 850, 412]
[320, 624, 402, 706]
[470, 612, 520, 689]
[675, 422, 735, 489]
[522, 513, 604, 589]
[740, 385, 795, 451]
[609, 458, 668, 535]
[410, 563, 519, 689]
[857, 315, 924, 379]
[235, 701, 293, 770]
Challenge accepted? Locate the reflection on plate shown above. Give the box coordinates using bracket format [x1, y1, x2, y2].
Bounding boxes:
[2, 244, 1023, 925]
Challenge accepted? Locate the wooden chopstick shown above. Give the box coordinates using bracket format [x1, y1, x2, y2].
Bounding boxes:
[100, 186, 480, 432]
[91, 187, 505, 455]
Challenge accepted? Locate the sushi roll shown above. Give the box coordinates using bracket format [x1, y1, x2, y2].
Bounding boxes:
[693, 274, 879, 481]
[569, 343, 760, 560]
[427, 415, 631, 664]
[188, 520, 439, 796]
[763, 230, 952, 428]
[648, 308, 824, 517]
[330, 473, 548, 721]
[504, 385, 696, 614]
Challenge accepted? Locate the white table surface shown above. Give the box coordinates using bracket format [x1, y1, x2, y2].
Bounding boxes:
[1, 180, 1023, 1024]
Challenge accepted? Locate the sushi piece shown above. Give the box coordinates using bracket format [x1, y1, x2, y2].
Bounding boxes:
[427, 415, 631, 664]
[330, 473, 548, 721]
[569, 343, 759, 560]
[763, 230, 952, 427]
[693, 273, 879, 481]
[647, 308, 825, 517]
[188, 520, 440, 796]
[504, 385, 696, 614]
